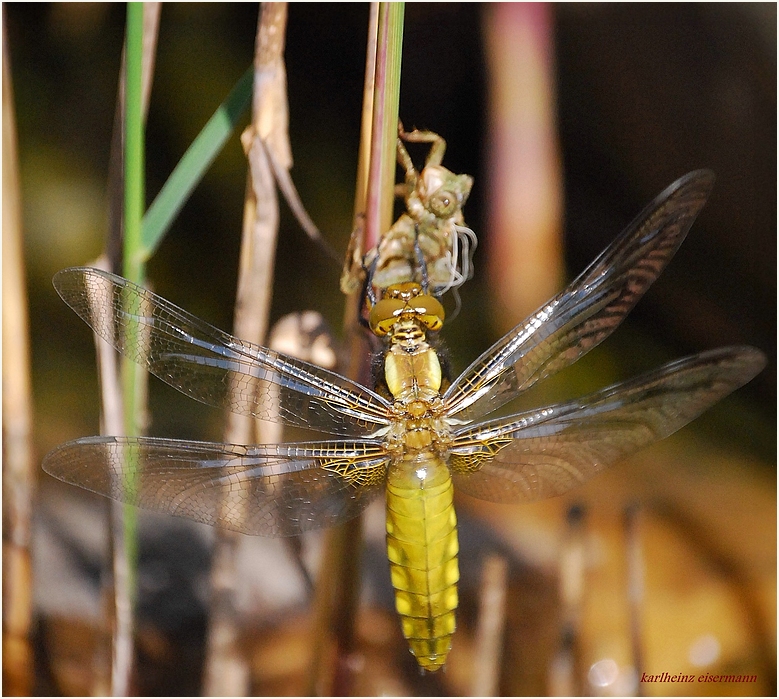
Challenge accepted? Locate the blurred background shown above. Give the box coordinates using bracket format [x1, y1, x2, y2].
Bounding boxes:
[4, 3, 775, 696]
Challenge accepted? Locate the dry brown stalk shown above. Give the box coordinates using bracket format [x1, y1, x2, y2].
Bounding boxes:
[97, 5, 161, 694]
[471, 555, 509, 696]
[2, 30, 36, 698]
[203, 4, 289, 695]
[548, 505, 586, 697]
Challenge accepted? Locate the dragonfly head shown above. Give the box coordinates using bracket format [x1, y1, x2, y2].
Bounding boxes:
[369, 282, 445, 338]
[406, 165, 473, 223]
[421, 165, 473, 218]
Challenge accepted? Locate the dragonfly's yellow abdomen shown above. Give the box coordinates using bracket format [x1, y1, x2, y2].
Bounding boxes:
[386, 456, 459, 672]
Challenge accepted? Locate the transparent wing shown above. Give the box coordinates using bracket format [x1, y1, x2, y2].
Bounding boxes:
[53, 268, 392, 437]
[42, 436, 389, 536]
[448, 346, 765, 503]
[443, 170, 716, 423]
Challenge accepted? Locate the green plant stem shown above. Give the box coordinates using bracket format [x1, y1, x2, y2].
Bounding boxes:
[315, 4, 404, 695]
[363, 3, 404, 252]
[124, 2, 145, 286]
[376, 2, 404, 235]
[121, 0, 146, 596]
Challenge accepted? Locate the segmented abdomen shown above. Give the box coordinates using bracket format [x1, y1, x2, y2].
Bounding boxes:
[385, 457, 459, 671]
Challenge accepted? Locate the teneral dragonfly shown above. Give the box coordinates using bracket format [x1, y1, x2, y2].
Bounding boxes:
[43, 170, 765, 671]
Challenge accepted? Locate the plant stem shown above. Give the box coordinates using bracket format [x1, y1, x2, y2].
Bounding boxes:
[203, 4, 289, 695]
[309, 4, 404, 695]
[124, 2, 145, 287]
[363, 2, 404, 251]
[2, 29, 35, 697]
[117, 7, 146, 679]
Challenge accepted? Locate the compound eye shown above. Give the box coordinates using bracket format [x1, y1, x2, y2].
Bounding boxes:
[369, 298, 405, 336]
[413, 295, 445, 332]
[428, 190, 459, 218]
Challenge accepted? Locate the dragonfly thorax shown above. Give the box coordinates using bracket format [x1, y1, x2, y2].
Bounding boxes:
[367, 281, 452, 455]
[383, 412, 451, 457]
[384, 337, 442, 400]
[369, 282, 446, 399]
[381, 322, 452, 457]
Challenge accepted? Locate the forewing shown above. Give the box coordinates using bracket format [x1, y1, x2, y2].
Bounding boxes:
[42, 436, 389, 536]
[53, 268, 391, 437]
[449, 346, 764, 503]
[444, 170, 716, 422]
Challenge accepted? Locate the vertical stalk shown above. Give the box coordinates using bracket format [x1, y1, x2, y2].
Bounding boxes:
[105, 4, 157, 693]
[2, 27, 35, 697]
[120, 0, 145, 607]
[203, 4, 289, 695]
[624, 503, 645, 696]
[308, 4, 404, 695]
[121, 3, 145, 544]
[124, 2, 145, 287]
[340, 2, 379, 384]
[483, 3, 563, 332]
[123, 1, 146, 462]
[471, 555, 509, 696]
[363, 2, 405, 248]
[549, 504, 586, 696]
[352, 3, 379, 231]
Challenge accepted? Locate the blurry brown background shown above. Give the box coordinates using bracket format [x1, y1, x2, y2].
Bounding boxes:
[4, 3, 775, 696]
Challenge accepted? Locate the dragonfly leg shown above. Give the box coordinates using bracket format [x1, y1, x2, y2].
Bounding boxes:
[397, 129, 417, 188]
[398, 123, 448, 167]
[354, 252, 380, 330]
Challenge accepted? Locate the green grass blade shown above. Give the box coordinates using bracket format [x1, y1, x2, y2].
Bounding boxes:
[124, 2, 145, 284]
[120, 0, 146, 608]
[141, 66, 253, 258]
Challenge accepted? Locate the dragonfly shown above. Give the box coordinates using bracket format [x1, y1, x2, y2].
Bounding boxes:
[43, 170, 765, 672]
[340, 124, 477, 300]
